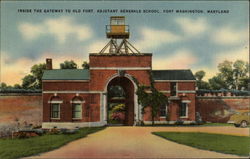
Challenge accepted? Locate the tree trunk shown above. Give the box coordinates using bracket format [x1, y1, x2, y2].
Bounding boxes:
[152, 111, 155, 126]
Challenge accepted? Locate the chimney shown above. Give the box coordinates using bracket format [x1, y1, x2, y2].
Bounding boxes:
[46, 58, 52, 70]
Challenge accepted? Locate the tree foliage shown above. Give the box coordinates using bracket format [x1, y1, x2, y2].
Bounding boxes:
[195, 70, 210, 90]
[133, 71, 168, 125]
[60, 60, 77, 69]
[21, 63, 46, 89]
[212, 60, 249, 90]
[82, 61, 89, 69]
[195, 60, 249, 90]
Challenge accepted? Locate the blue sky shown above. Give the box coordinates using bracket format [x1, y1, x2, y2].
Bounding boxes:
[0, 1, 249, 85]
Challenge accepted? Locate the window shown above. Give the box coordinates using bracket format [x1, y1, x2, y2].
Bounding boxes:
[160, 105, 167, 117]
[71, 97, 83, 119]
[170, 82, 177, 96]
[51, 103, 60, 119]
[72, 103, 82, 119]
[180, 103, 188, 117]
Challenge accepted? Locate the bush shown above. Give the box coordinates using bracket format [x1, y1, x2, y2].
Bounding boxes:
[175, 120, 184, 125]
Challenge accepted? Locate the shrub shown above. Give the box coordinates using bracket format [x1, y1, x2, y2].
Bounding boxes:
[175, 120, 184, 125]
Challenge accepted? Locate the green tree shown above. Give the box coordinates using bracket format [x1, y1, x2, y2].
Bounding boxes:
[194, 70, 210, 90]
[209, 60, 249, 90]
[13, 84, 22, 89]
[195, 70, 205, 81]
[82, 61, 89, 69]
[0, 82, 8, 89]
[233, 60, 249, 90]
[133, 72, 168, 125]
[22, 75, 37, 89]
[209, 74, 227, 90]
[31, 63, 46, 88]
[217, 60, 234, 89]
[60, 60, 77, 69]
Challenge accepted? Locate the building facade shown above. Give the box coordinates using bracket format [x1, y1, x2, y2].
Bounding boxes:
[42, 17, 196, 128]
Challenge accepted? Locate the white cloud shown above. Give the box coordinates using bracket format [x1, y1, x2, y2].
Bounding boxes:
[135, 27, 181, 51]
[19, 23, 45, 40]
[215, 46, 249, 64]
[175, 17, 208, 36]
[87, 40, 108, 53]
[153, 49, 197, 70]
[211, 27, 249, 45]
[19, 17, 93, 43]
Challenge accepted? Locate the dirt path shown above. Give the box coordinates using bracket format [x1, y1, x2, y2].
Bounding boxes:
[29, 126, 248, 158]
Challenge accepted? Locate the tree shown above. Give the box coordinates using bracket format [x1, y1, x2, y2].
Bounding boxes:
[21, 63, 46, 89]
[22, 75, 37, 89]
[60, 60, 77, 69]
[82, 61, 89, 69]
[209, 60, 249, 90]
[209, 74, 227, 90]
[233, 60, 249, 90]
[195, 70, 205, 81]
[194, 70, 210, 90]
[13, 84, 22, 89]
[31, 63, 46, 88]
[133, 71, 168, 125]
[0, 82, 8, 89]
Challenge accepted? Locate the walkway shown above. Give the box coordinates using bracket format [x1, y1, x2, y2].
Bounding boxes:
[29, 126, 248, 158]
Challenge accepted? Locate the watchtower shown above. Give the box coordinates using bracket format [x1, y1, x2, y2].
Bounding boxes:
[99, 16, 140, 54]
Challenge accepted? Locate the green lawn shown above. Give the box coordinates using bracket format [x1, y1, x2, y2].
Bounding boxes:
[153, 132, 250, 156]
[0, 127, 105, 159]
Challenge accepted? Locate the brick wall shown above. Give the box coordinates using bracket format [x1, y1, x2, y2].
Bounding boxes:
[0, 94, 42, 126]
[196, 96, 249, 123]
[89, 54, 152, 68]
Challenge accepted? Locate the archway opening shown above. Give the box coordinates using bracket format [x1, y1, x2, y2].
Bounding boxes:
[107, 76, 134, 126]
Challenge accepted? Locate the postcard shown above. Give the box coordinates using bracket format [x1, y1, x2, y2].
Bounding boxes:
[0, 0, 249, 159]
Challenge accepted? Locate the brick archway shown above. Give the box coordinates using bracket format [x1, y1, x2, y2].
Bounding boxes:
[107, 76, 134, 126]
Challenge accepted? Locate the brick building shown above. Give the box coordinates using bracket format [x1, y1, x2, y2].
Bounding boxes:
[42, 17, 196, 128]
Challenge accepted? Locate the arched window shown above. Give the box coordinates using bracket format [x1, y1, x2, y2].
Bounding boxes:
[49, 96, 62, 119]
[71, 97, 84, 119]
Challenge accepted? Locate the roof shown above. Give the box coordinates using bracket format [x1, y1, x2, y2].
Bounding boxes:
[152, 70, 196, 81]
[42, 69, 89, 80]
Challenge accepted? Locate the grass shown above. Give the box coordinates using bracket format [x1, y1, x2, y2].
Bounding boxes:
[153, 132, 250, 156]
[0, 127, 106, 159]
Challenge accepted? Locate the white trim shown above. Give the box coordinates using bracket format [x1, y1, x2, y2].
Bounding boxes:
[43, 91, 102, 94]
[90, 67, 151, 70]
[178, 90, 196, 93]
[70, 101, 85, 103]
[43, 80, 89, 82]
[159, 91, 171, 93]
[48, 101, 63, 103]
[181, 100, 191, 103]
[155, 80, 196, 82]
[42, 121, 106, 129]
